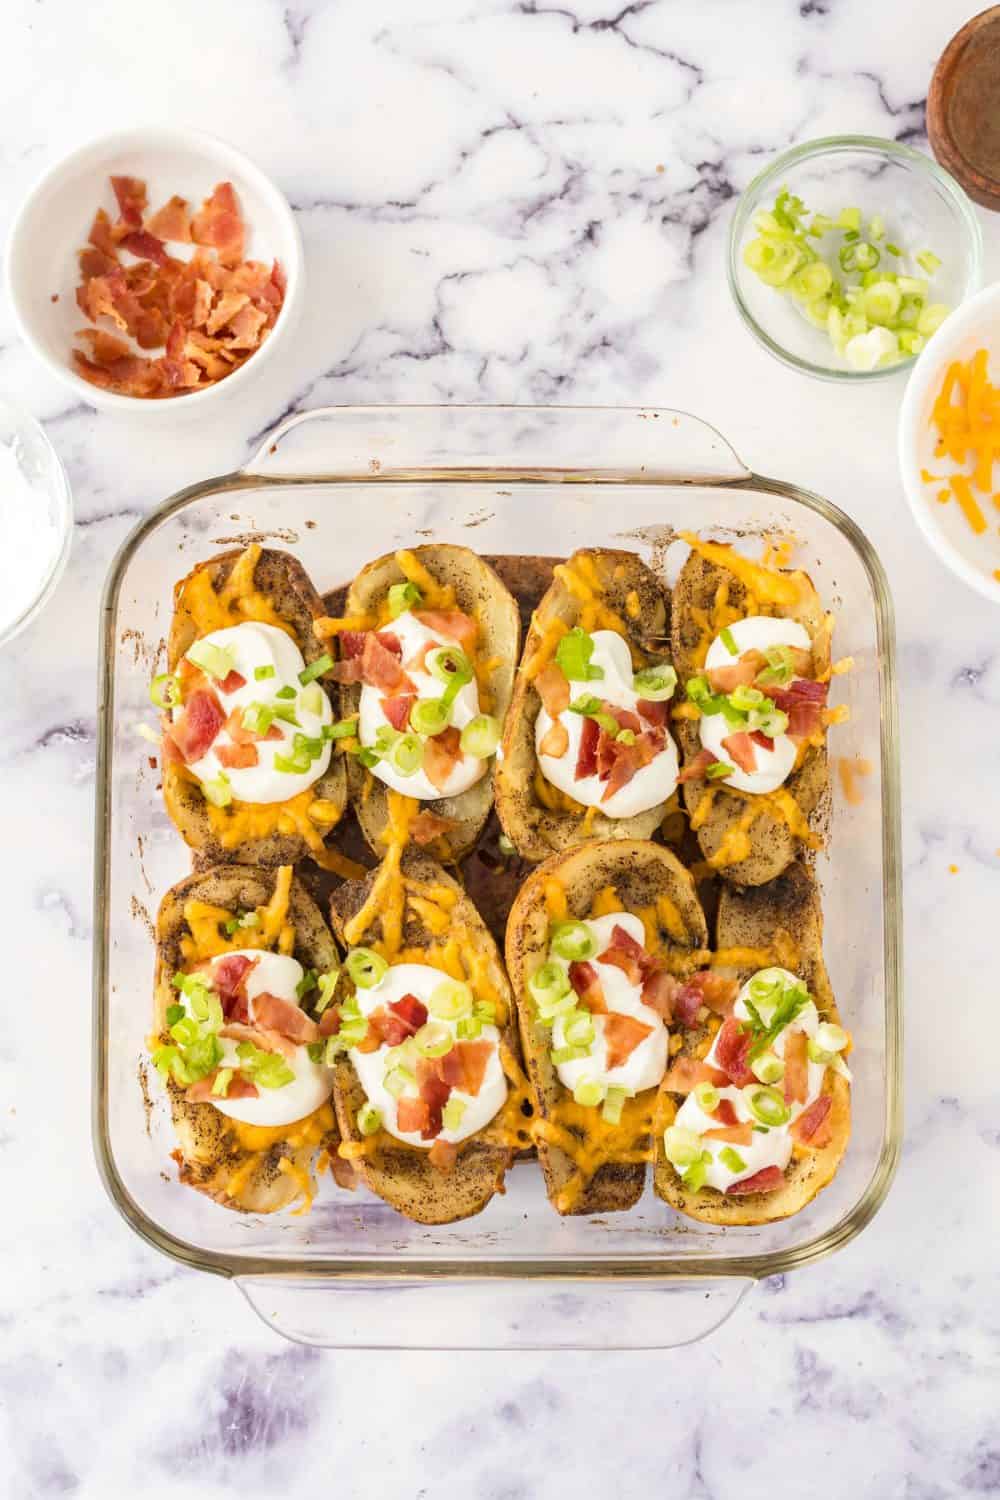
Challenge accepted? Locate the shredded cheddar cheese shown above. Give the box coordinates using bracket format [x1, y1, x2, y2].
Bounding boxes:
[180, 864, 294, 963]
[314, 612, 377, 639]
[175, 544, 292, 638]
[589, 884, 624, 918]
[680, 532, 805, 609]
[534, 1094, 655, 1213]
[394, 549, 456, 609]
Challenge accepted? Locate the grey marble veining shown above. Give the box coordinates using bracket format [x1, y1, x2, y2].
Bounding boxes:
[2, 0, 999, 1496]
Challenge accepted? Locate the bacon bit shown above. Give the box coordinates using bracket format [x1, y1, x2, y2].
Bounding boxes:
[536, 662, 571, 716]
[597, 923, 651, 985]
[396, 1095, 430, 1135]
[375, 630, 402, 656]
[783, 1032, 808, 1105]
[252, 991, 320, 1044]
[764, 677, 828, 710]
[370, 993, 428, 1047]
[713, 1098, 739, 1126]
[790, 1093, 833, 1148]
[672, 981, 704, 1028]
[424, 726, 462, 791]
[186, 1070, 259, 1103]
[354, 1026, 381, 1054]
[786, 700, 823, 739]
[575, 714, 599, 780]
[707, 651, 763, 693]
[637, 698, 668, 727]
[225, 706, 281, 746]
[414, 609, 477, 651]
[604, 1013, 654, 1069]
[360, 632, 413, 694]
[415, 1060, 451, 1139]
[190, 181, 245, 265]
[216, 740, 258, 770]
[663, 1057, 730, 1093]
[212, 954, 258, 1022]
[227, 303, 269, 350]
[340, 631, 367, 660]
[568, 960, 608, 1014]
[714, 1017, 754, 1087]
[167, 688, 224, 762]
[428, 1138, 459, 1170]
[726, 1165, 784, 1196]
[438, 1039, 493, 1097]
[205, 289, 250, 336]
[410, 809, 458, 846]
[749, 729, 772, 751]
[119, 230, 170, 266]
[600, 729, 662, 803]
[88, 208, 118, 257]
[677, 748, 718, 783]
[381, 694, 415, 732]
[721, 731, 757, 774]
[218, 669, 247, 695]
[688, 971, 739, 1016]
[319, 1007, 341, 1037]
[146, 194, 191, 242]
[111, 175, 147, 231]
[605, 703, 642, 734]
[703, 1122, 754, 1145]
[218, 1020, 297, 1060]
[641, 968, 679, 1022]
[79, 245, 117, 280]
[539, 719, 570, 758]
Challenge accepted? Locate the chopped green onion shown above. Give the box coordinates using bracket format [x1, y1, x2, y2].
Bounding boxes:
[165, 1002, 186, 1027]
[729, 683, 765, 712]
[816, 1021, 848, 1053]
[568, 696, 620, 736]
[839, 241, 879, 274]
[551, 1044, 589, 1064]
[837, 206, 862, 231]
[276, 685, 297, 700]
[916, 249, 941, 275]
[498, 834, 516, 857]
[299, 653, 333, 686]
[271, 704, 301, 727]
[387, 732, 424, 777]
[306, 1042, 325, 1063]
[536, 988, 578, 1024]
[211, 1068, 233, 1098]
[917, 303, 949, 336]
[201, 773, 232, 808]
[808, 1039, 833, 1065]
[410, 698, 451, 737]
[150, 672, 181, 709]
[442, 1097, 467, 1131]
[427, 645, 473, 694]
[273, 750, 312, 775]
[387, 581, 422, 618]
[693, 1081, 720, 1115]
[325, 717, 359, 740]
[789, 261, 833, 303]
[414, 1021, 453, 1059]
[719, 1146, 747, 1173]
[706, 761, 734, 780]
[528, 960, 572, 1010]
[572, 1078, 605, 1108]
[748, 704, 789, 740]
[663, 1125, 703, 1168]
[602, 1086, 627, 1125]
[473, 1000, 496, 1024]
[241, 702, 275, 737]
[428, 979, 474, 1020]
[357, 1102, 382, 1136]
[460, 714, 501, 759]
[719, 626, 739, 657]
[550, 920, 597, 962]
[751, 1050, 785, 1085]
[616, 728, 636, 746]
[885, 242, 902, 256]
[897, 276, 929, 298]
[186, 639, 236, 681]
[355, 746, 381, 769]
[563, 1010, 595, 1049]
[456, 1015, 483, 1040]
[346, 947, 388, 990]
[863, 280, 902, 325]
[756, 644, 795, 686]
[385, 1065, 416, 1099]
[685, 675, 727, 716]
[295, 969, 317, 1001]
[868, 213, 886, 241]
[254, 665, 276, 681]
[556, 627, 604, 682]
[234, 1042, 295, 1089]
[313, 969, 339, 1015]
[745, 1084, 790, 1127]
[298, 682, 325, 718]
[682, 1157, 709, 1191]
[632, 665, 677, 701]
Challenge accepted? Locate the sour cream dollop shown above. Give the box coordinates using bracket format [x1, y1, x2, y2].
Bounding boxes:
[349, 962, 506, 1147]
[535, 630, 679, 817]
[179, 622, 333, 802]
[699, 616, 811, 795]
[206, 950, 333, 1127]
[673, 967, 828, 1192]
[546, 912, 669, 1096]
[358, 610, 488, 801]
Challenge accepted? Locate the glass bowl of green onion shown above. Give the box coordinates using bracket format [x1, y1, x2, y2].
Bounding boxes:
[728, 135, 982, 380]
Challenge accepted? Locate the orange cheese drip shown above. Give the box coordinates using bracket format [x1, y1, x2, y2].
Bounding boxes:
[534, 1093, 656, 1213]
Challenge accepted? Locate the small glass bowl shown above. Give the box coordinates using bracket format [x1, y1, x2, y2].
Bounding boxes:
[0, 400, 72, 648]
[728, 135, 983, 382]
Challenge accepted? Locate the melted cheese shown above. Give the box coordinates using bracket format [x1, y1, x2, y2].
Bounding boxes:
[637, 892, 688, 947]
[224, 1102, 334, 1209]
[523, 616, 570, 680]
[176, 544, 292, 638]
[532, 767, 586, 815]
[680, 533, 805, 609]
[394, 549, 456, 610]
[180, 865, 294, 962]
[589, 885, 624, 918]
[195, 779, 347, 868]
[534, 1093, 655, 1213]
[342, 790, 417, 955]
[313, 612, 377, 640]
[686, 783, 819, 867]
[543, 877, 568, 922]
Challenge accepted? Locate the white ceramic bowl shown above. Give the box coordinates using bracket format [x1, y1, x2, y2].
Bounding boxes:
[0, 398, 72, 648]
[899, 281, 1000, 601]
[6, 127, 303, 416]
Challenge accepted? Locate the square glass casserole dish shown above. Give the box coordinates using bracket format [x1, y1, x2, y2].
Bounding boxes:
[93, 405, 902, 1349]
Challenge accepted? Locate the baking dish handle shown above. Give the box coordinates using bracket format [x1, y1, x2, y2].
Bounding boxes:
[235, 1274, 754, 1350]
[242, 404, 750, 484]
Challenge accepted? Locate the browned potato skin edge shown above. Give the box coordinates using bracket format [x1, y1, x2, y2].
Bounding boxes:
[163, 548, 347, 866]
[652, 860, 850, 1225]
[327, 849, 518, 1225]
[154, 864, 341, 1214]
[670, 548, 830, 887]
[505, 839, 709, 1215]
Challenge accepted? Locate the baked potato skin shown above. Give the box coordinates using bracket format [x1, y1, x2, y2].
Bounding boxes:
[653, 860, 850, 1225]
[163, 547, 347, 867]
[327, 849, 518, 1224]
[341, 544, 520, 862]
[154, 864, 340, 1214]
[505, 839, 709, 1215]
[495, 549, 675, 863]
[671, 548, 831, 887]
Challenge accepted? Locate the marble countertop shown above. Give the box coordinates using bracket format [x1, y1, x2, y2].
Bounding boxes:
[3, 0, 999, 1495]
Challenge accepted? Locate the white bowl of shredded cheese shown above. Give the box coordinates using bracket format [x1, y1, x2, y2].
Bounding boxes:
[0, 400, 72, 646]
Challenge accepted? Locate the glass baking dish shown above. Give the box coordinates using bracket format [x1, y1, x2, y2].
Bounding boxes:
[92, 405, 902, 1349]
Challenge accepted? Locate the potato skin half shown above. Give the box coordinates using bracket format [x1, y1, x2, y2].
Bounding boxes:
[495, 549, 676, 863]
[670, 548, 830, 886]
[505, 839, 709, 1215]
[163, 547, 347, 867]
[154, 864, 341, 1214]
[341, 545, 520, 862]
[653, 860, 850, 1225]
[327, 849, 518, 1224]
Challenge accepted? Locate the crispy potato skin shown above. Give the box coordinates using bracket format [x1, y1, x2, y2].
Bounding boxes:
[163, 548, 347, 866]
[505, 839, 708, 1215]
[327, 850, 518, 1224]
[653, 861, 850, 1224]
[670, 548, 830, 886]
[154, 864, 341, 1214]
[496, 549, 676, 862]
[341, 545, 520, 861]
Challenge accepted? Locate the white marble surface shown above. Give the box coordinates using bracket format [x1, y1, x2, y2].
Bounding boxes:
[3, 0, 1000, 1495]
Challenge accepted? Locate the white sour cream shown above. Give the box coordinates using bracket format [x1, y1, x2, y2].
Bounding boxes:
[699, 616, 811, 795]
[357, 611, 487, 801]
[180, 622, 333, 803]
[204, 949, 334, 1127]
[535, 630, 679, 817]
[674, 968, 826, 1192]
[349, 962, 506, 1147]
[547, 912, 669, 1096]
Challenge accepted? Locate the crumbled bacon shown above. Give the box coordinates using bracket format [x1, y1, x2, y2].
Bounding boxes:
[381, 694, 415, 731]
[424, 726, 463, 791]
[603, 1013, 653, 1070]
[641, 968, 679, 1022]
[597, 924, 650, 985]
[186, 1071, 259, 1103]
[360, 633, 412, 694]
[726, 1165, 784, 1196]
[600, 727, 664, 803]
[251, 991, 320, 1045]
[703, 1122, 754, 1145]
[370, 993, 428, 1047]
[636, 698, 668, 727]
[410, 809, 458, 846]
[539, 720, 569, 759]
[167, 688, 224, 762]
[437, 1040, 493, 1097]
[707, 650, 764, 694]
[790, 1093, 833, 1148]
[677, 748, 719, 783]
[536, 662, 571, 717]
[783, 1031, 808, 1105]
[568, 960, 607, 1014]
[216, 741, 258, 770]
[575, 714, 599, 780]
[672, 981, 705, 1028]
[396, 1095, 430, 1134]
[721, 731, 757, 774]
[714, 1017, 754, 1087]
[212, 954, 258, 1023]
[414, 609, 477, 651]
[428, 1138, 458, 1170]
[71, 176, 284, 399]
[663, 1057, 730, 1093]
[712, 1098, 739, 1126]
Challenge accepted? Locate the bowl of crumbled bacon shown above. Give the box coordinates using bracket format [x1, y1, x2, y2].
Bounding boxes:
[6, 127, 303, 410]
